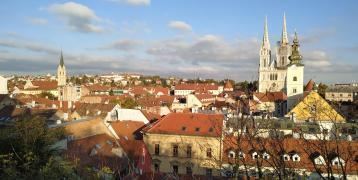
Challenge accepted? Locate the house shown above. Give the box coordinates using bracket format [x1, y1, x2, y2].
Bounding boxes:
[143, 113, 224, 177]
[253, 92, 287, 117]
[224, 81, 234, 92]
[325, 84, 358, 102]
[0, 76, 8, 94]
[288, 91, 345, 123]
[222, 136, 358, 179]
[20, 79, 59, 97]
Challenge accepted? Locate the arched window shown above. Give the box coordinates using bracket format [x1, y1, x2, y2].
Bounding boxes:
[293, 76, 297, 81]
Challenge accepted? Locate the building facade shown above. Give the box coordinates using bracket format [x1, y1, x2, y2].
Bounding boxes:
[258, 14, 304, 111]
[0, 76, 8, 94]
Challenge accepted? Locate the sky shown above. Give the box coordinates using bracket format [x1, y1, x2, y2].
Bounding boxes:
[0, 0, 358, 83]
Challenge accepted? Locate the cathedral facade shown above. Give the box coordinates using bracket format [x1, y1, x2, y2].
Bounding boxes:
[258, 14, 304, 111]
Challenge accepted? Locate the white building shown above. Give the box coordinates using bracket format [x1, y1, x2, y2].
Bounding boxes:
[258, 14, 304, 111]
[0, 76, 8, 94]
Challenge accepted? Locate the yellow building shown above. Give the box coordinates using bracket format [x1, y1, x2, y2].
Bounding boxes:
[288, 91, 345, 122]
[143, 113, 224, 176]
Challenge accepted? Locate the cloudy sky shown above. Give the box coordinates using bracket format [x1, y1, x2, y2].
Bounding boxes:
[0, 0, 358, 83]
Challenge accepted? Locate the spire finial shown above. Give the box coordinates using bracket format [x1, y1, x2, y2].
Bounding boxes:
[281, 12, 288, 44]
[262, 16, 270, 49]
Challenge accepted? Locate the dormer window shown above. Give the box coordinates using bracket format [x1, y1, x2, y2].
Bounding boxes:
[252, 152, 259, 159]
[331, 157, 345, 166]
[195, 127, 200, 132]
[182, 126, 186, 131]
[263, 152, 270, 160]
[228, 150, 235, 159]
[292, 154, 300, 162]
[282, 154, 290, 161]
[314, 155, 325, 165]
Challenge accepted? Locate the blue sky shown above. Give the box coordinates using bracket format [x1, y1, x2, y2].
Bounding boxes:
[0, 0, 358, 83]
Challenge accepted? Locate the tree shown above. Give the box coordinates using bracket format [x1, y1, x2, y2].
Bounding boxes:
[0, 116, 78, 179]
[318, 83, 328, 98]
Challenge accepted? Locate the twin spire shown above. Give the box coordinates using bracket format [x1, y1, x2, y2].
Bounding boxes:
[262, 13, 289, 48]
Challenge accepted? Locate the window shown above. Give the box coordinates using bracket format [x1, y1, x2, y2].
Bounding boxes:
[293, 88, 297, 93]
[263, 153, 270, 160]
[195, 127, 200, 132]
[173, 145, 178, 157]
[186, 166, 192, 175]
[154, 163, 159, 172]
[228, 150, 235, 159]
[187, 145, 192, 158]
[206, 168, 212, 176]
[209, 127, 214, 132]
[293, 76, 297, 81]
[252, 152, 259, 159]
[207, 148, 212, 158]
[155, 144, 160, 155]
[173, 165, 178, 174]
[238, 151, 245, 159]
[182, 126, 186, 131]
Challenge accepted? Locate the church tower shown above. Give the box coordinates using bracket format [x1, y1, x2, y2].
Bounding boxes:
[259, 16, 271, 70]
[57, 51, 67, 87]
[286, 32, 304, 111]
[258, 17, 272, 92]
[276, 13, 291, 68]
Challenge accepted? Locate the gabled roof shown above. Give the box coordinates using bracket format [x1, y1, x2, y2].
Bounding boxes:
[30, 80, 58, 90]
[288, 91, 345, 122]
[145, 112, 223, 137]
[253, 92, 287, 102]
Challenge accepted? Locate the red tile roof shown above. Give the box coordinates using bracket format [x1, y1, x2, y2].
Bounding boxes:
[254, 92, 287, 102]
[223, 136, 358, 174]
[145, 113, 223, 137]
[175, 83, 219, 91]
[305, 79, 315, 92]
[31, 80, 58, 90]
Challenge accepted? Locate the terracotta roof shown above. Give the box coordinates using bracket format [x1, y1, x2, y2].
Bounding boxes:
[111, 120, 146, 140]
[145, 113, 223, 137]
[64, 117, 110, 139]
[175, 83, 219, 91]
[195, 93, 215, 102]
[254, 92, 287, 102]
[74, 103, 116, 117]
[305, 79, 315, 92]
[86, 84, 111, 92]
[31, 80, 58, 90]
[223, 136, 358, 174]
[65, 134, 127, 174]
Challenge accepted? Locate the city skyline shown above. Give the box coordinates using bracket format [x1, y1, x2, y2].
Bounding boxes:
[1, 0, 358, 83]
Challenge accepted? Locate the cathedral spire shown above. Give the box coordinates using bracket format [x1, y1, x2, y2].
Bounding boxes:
[262, 16, 270, 49]
[59, 51, 64, 67]
[288, 31, 303, 66]
[281, 12, 289, 45]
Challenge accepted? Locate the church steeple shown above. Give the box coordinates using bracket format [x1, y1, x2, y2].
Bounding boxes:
[288, 31, 303, 66]
[262, 16, 270, 49]
[59, 51, 64, 67]
[281, 13, 289, 45]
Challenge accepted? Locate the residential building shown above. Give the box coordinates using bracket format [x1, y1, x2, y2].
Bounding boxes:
[143, 113, 224, 176]
[0, 76, 8, 94]
[325, 84, 358, 102]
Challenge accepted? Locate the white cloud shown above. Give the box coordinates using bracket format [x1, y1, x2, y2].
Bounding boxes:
[47, 2, 104, 33]
[100, 39, 142, 51]
[304, 50, 331, 68]
[27, 17, 48, 25]
[108, 0, 150, 6]
[168, 21, 192, 32]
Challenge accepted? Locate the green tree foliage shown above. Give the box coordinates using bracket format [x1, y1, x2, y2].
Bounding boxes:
[109, 97, 138, 109]
[0, 116, 78, 179]
[317, 83, 328, 98]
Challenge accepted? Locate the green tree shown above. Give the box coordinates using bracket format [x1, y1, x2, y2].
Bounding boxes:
[317, 83, 328, 98]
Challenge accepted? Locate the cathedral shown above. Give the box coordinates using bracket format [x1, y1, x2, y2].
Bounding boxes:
[258, 14, 304, 111]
